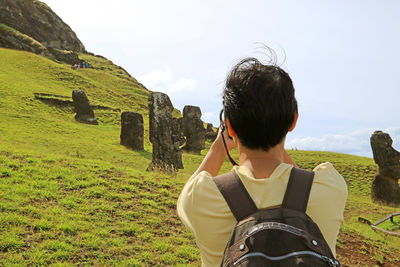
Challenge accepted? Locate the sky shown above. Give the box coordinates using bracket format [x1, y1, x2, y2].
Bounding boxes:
[42, 0, 400, 158]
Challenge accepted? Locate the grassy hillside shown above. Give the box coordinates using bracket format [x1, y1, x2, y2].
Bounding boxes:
[0, 48, 399, 266]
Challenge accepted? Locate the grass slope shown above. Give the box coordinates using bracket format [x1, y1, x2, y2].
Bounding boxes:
[0, 48, 399, 266]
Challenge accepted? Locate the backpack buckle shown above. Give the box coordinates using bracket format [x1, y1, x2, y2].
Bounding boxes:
[321, 255, 340, 267]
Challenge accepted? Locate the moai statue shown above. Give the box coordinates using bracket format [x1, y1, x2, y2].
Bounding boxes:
[147, 92, 184, 172]
[172, 117, 186, 160]
[120, 111, 144, 151]
[370, 130, 400, 206]
[205, 123, 218, 142]
[72, 90, 98, 125]
[182, 105, 205, 154]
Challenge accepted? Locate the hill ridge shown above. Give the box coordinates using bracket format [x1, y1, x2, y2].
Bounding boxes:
[0, 0, 84, 54]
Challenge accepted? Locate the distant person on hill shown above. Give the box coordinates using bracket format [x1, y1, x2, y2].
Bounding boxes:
[177, 56, 348, 266]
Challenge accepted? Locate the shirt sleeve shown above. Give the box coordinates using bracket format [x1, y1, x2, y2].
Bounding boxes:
[308, 162, 348, 256]
[177, 171, 236, 266]
[177, 171, 206, 234]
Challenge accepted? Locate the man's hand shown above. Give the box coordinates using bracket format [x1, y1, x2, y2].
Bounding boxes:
[185, 122, 237, 182]
[220, 123, 237, 151]
[213, 122, 237, 154]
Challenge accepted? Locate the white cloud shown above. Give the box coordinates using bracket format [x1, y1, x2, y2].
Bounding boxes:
[137, 67, 172, 89]
[286, 127, 400, 158]
[168, 79, 196, 93]
[202, 112, 217, 124]
[137, 67, 196, 94]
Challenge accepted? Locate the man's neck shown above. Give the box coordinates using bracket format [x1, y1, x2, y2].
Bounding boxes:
[238, 143, 285, 179]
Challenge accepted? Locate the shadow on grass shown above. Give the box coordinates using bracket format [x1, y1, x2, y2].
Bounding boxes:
[135, 149, 152, 161]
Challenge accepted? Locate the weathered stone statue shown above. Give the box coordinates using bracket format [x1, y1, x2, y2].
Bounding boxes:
[172, 117, 186, 153]
[206, 123, 213, 132]
[120, 111, 144, 151]
[205, 123, 218, 142]
[72, 90, 98, 125]
[182, 105, 205, 154]
[370, 130, 400, 206]
[147, 92, 183, 172]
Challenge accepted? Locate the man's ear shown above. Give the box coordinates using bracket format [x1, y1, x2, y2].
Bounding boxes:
[225, 118, 237, 137]
[288, 112, 298, 132]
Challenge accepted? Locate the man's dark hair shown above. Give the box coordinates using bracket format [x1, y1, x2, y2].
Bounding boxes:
[223, 57, 298, 151]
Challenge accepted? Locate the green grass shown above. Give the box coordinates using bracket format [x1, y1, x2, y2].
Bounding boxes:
[0, 48, 399, 266]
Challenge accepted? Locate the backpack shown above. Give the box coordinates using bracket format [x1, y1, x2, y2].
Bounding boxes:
[213, 167, 341, 267]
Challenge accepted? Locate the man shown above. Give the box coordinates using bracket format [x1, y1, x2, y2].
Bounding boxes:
[177, 57, 347, 266]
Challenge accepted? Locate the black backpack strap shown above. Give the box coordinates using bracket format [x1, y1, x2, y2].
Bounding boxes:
[213, 171, 258, 221]
[282, 167, 315, 212]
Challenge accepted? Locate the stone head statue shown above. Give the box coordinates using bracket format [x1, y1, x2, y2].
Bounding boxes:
[183, 105, 202, 120]
[370, 130, 400, 178]
[149, 92, 173, 115]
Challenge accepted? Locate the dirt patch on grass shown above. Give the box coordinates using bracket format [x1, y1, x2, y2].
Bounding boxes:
[337, 231, 399, 266]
